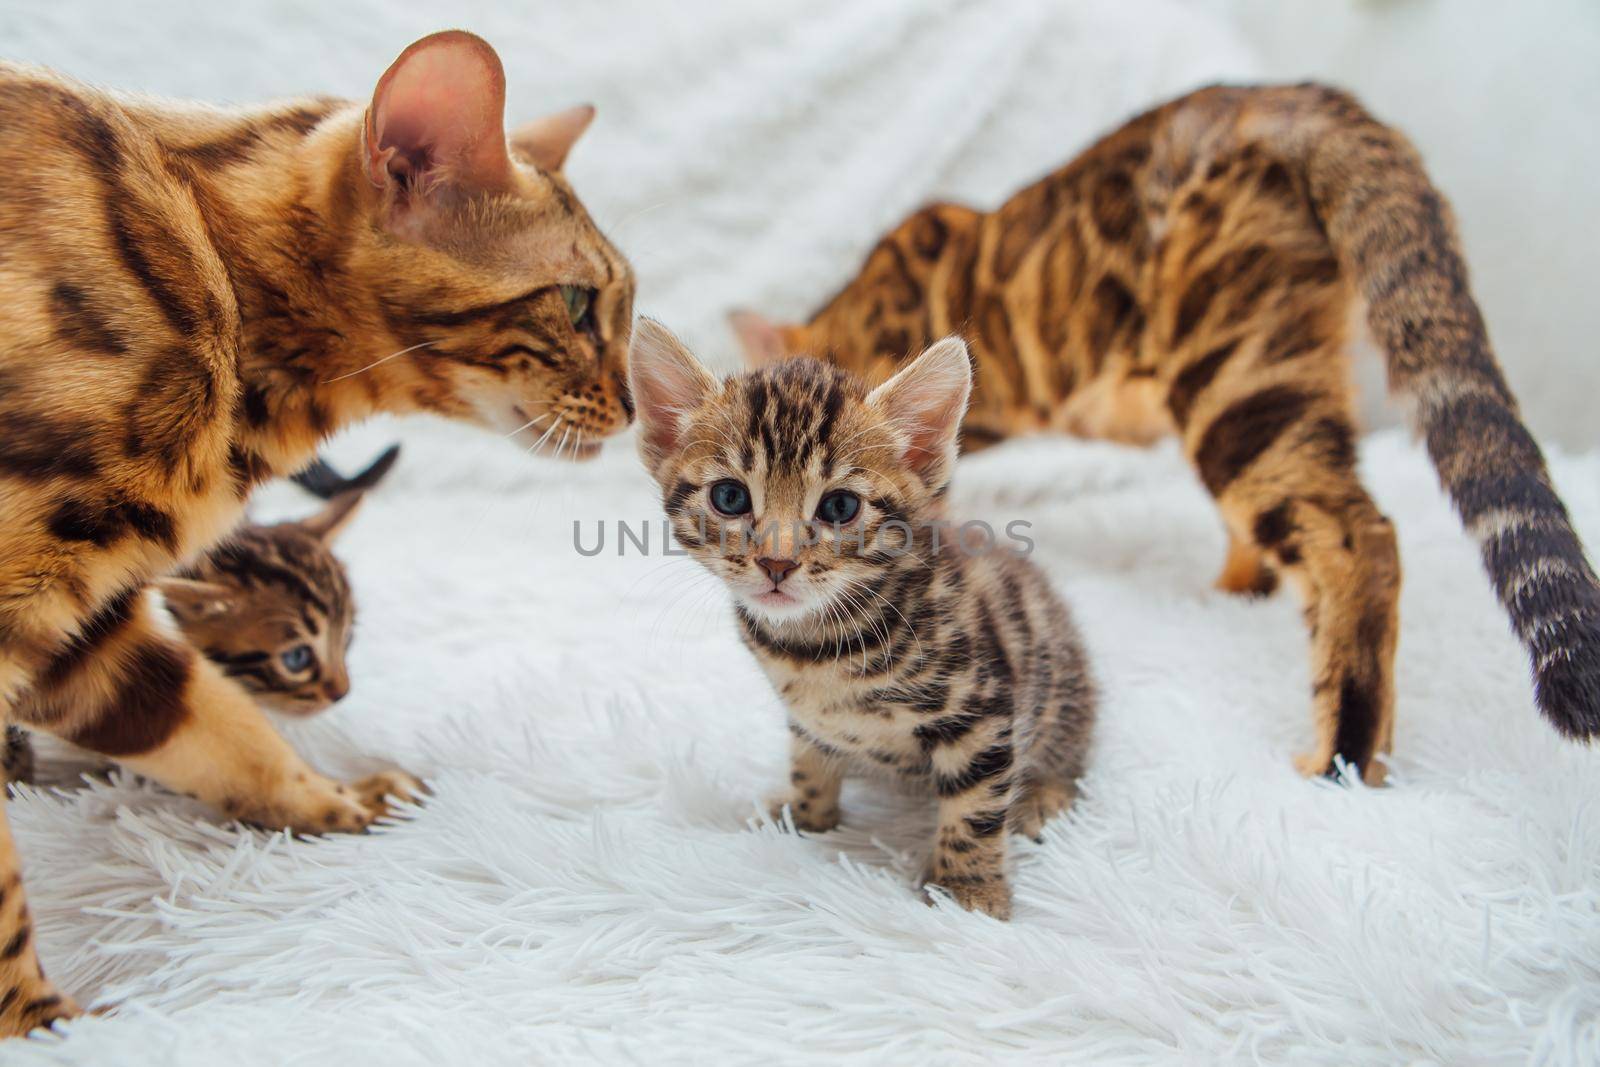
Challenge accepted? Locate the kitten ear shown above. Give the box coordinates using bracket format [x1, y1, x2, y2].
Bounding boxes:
[156, 578, 234, 623]
[867, 337, 972, 479]
[510, 104, 595, 171]
[629, 318, 718, 468]
[298, 490, 365, 544]
[364, 31, 514, 204]
[728, 310, 796, 368]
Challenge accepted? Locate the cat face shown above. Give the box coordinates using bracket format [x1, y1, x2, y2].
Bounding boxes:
[159, 493, 363, 716]
[356, 32, 634, 458]
[630, 320, 971, 626]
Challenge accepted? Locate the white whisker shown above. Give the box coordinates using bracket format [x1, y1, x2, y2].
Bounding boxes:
[502, 410, 554, 440]
[321, 340, 436, 384]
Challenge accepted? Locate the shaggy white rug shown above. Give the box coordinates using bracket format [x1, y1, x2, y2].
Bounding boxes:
[12, 423, 1600, 1065]
[4, 1, 1598, 1064]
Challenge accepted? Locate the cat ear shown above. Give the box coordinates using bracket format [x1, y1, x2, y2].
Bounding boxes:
[728, 310, 798, 369]
[629, 318, 718, 467]
[298, 490, 365, 544]
[867, 337, 972, 479]
[364, 31, 514, 204]
[156, 578, 234, 623]
[510, 104, 595, 172]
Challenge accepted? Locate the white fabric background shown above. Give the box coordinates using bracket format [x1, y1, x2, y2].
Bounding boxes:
[1, 2, 1596, 1063]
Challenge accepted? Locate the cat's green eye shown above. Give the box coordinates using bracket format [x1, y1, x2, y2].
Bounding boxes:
[710, 480, 753, 517]
[280, 644, 314, 673]
[560, 284, 593, 330]
[816, 490, 862, 526]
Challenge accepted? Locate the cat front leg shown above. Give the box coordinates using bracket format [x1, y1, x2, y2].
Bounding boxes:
[766, 724, 843, 832]
[0, 793, 79, 1037]
[923, 722, 1018, 920]
[20, 590, 422, 835]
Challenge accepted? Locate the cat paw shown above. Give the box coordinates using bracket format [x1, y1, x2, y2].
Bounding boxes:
[351, 770, 426, 816]
[1296, 751, 1386, 786]
[251, 769, 426, 835]
[0, 979, 80, 1038]
[1292, 751, 1332, 779]
[924, 878, 1013, 920]
[766, 793, 840, 833]
[1012, 780, 1076, 841]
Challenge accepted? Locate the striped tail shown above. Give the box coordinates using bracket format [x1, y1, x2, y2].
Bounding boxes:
[289, 444, 402, 500]
[1288, 84, 1600, 738]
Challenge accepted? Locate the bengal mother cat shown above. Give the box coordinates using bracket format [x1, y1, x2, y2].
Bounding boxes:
[733, 83, 1600, 785]
[0, 30, 633, 1034]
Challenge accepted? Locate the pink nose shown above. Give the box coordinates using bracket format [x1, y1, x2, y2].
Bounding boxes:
[756, 557, 799, 586]
[323, 680, 349, 703]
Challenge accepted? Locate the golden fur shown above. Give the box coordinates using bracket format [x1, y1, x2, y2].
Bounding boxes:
[734, 83, 1600, 787]
[0, 31, 632, 1034]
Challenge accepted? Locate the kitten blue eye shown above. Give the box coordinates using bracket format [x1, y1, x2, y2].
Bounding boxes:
[816, 490, 861, 525]
[280, 644, 314, 673]
[709, 480, 752, 517]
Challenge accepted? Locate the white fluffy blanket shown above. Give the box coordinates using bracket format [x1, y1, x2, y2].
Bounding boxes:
[5, 2, 1597, 1064]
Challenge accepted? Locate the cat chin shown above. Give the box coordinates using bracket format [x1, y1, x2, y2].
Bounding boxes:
[738, 589, 824, 625]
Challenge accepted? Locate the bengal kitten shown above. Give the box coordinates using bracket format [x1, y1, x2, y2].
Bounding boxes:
[732, 83, 1600, 784]
[0, 31, 632, 1033]
[631, 320, 1097, 920]
[3, 487, 373, 783]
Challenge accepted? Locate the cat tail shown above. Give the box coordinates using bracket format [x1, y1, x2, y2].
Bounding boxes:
[290, 444, 402, 500]
[1288, 83, 1600, 739]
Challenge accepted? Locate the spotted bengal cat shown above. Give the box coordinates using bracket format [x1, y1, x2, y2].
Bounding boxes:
[0, 30, 632, 1035]
[631, 322, 1096, 919]
[733, 82, 1600, 786]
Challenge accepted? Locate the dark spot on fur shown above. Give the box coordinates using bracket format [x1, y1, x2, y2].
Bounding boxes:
[1194, 386, 1311, 495]
[1253, 502, 1294, 548]
[1331, 677, 1380, 776]
[1165, 340, 1238, 426]
[1091, 170, 1140, 243]
[50, 281, 127, 354]
[69, 641, 193, 756]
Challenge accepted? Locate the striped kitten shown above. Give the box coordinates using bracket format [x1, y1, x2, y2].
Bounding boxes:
[731, 83, 1600, 782]
[5, 481, 376, 784]
[631, 321, 1096, 920]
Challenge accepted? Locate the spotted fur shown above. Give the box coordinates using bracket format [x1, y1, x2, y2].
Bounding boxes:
[0, 31, 633, 1035]
[632, 322, 1096, 920]
[734, 82, 1600, 784]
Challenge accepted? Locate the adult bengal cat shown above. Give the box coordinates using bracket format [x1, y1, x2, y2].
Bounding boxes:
[0, 30, 632, 1034]
[733, 83, 1600, 785]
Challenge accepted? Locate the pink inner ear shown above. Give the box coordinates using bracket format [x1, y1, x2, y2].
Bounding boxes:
[629, 320, 716, 462]
[870, 338, 972, 474]
[367, 31, 511, 193]
[729, 310, 789, 367]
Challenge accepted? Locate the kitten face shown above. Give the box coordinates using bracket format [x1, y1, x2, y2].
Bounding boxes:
[630, 321, 971, 626]
[160, 495, 363, 716]
[360, 32, 635, 459]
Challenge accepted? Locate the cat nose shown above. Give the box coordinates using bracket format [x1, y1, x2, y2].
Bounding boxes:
[756, 557, 799, 586]
[323, 680, 349, 703]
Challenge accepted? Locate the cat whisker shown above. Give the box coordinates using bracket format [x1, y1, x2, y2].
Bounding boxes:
[831, 584, 887, 674]
[523, 415, 565, 457]
[321, 340, 437, 384]
[502, 409, 553, 439]
[838, 573, 924, 669]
